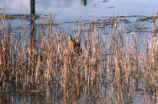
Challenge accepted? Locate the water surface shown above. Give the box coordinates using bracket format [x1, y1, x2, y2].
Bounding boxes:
[0, 0, 158, 23]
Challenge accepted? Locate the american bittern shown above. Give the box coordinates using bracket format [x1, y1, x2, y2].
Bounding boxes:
[0, 54, 1, 65]
[68, 35, 82, 54]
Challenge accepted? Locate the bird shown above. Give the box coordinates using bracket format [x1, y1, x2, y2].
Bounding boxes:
[0, 54, 1, 66]
[68, 35, 82, 55]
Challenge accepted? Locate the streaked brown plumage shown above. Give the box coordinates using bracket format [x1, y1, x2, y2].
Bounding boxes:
[0, 54, 1, 65]
[68, 35, 82, 54]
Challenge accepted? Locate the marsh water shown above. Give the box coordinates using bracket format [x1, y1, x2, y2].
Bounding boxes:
[0, 0, 158, 104]
[0, 0, 158, 30]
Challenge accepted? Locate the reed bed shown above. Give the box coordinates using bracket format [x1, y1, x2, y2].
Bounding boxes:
[0, 20, 157, 104]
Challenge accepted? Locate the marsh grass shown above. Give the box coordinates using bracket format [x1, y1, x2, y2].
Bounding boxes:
[0, 20, 157, 104]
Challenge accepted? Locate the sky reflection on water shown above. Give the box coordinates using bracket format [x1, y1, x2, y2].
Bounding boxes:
[0, 0, 158, 22]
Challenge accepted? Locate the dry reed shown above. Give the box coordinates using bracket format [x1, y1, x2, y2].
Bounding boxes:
[0, 20, 157, 104]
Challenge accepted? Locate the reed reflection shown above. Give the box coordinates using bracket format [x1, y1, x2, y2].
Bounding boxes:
[81, 0, 87, 6]
[30, 0, 36, 45]
[30, 17, 35, 47]
[30, 0, 35, 15]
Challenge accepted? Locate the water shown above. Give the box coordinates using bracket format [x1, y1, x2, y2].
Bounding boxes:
[0, 0, 158, 35]
[0, 0, 158, 23]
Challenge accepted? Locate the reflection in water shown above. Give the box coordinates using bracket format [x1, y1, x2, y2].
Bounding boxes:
[1, 0, 158, 22]
[30, 17, 36, 48]
[30, 0, 35, 15]
[81, 0, 87, 6]
[35, 0, 158, 23]
[30, 0, 36, 53]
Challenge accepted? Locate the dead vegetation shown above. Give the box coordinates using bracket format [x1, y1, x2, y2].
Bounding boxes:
[0, 20, 157, 104]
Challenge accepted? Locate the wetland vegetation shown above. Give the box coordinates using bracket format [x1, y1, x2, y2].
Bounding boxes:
[0, 19, 157, 104]
[0, 0, 158, 103]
